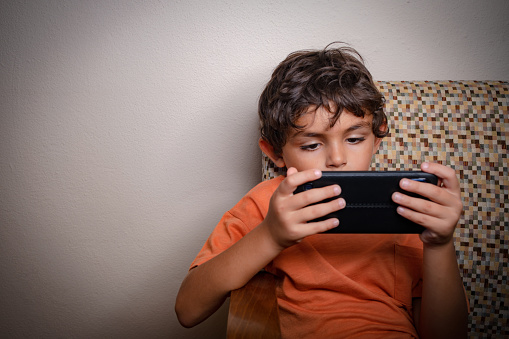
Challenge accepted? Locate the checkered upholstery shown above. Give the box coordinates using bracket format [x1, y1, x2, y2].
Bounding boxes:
[261, 81, 509, 337]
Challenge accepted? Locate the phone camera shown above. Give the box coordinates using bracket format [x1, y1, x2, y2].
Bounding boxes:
[303, 183, 314, 191]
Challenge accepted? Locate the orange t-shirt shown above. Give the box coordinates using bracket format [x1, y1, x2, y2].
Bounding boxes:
[191, 176, 423, 338]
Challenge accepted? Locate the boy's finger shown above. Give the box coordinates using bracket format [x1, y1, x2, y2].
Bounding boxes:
[278, 168, 322, 195]
[396, 205, 445, 232]
[306, 217, 340, 234]
[397, 206, 454, 243]
[286, 167, 298, 177]
[421, 162, 460, 193]
[398, 179, 447, 204]
[392, 192, 449, 220]
[297, 197, 345, 223]
[293, 184, 341, 209]
[397, 178, 462, 215]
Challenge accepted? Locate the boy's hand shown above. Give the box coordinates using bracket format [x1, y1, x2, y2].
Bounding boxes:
[263, 167, 344, 250]
[392, 162, 463, 247]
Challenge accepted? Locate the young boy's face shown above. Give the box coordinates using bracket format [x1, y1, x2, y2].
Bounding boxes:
[266, 106, 383, 172]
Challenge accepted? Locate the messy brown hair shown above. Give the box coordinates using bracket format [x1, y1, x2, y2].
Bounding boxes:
[258, 42, 388, 155]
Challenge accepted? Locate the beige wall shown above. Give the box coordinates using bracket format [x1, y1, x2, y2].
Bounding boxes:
[1, 1, 508, 338]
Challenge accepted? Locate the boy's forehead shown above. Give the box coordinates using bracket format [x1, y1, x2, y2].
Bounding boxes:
[291, 108, 373, 135]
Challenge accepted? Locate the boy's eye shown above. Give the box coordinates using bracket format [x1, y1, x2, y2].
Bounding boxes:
[300, 143, 321, 151]
[346, 137, 365, 144]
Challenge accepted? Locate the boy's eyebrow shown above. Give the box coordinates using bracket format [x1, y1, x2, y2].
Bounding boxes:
[344, 121, 372, 132]
[292, 121, 372, 137]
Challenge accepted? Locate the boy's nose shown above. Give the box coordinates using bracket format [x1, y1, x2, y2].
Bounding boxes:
[326, 144, 346, 169]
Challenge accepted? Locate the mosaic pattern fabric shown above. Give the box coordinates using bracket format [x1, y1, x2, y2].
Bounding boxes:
[261, 81, 509, 338]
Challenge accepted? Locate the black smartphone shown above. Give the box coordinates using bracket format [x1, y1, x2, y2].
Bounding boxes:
[294, 171, 439, 234]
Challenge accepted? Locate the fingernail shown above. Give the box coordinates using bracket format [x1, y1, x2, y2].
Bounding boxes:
[333, 185, 340, 195]
[314, 170, 321, 177]
[393, 192, 402, 202]
[422, 162, 429, 170]
[397, 206, 405, 214]
[338, 199, 346, 208]
[401, 179, 410, 188]
[333, 219, 339, 227]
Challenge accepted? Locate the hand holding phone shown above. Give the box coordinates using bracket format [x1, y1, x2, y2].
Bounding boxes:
[294, 171, 438, 234]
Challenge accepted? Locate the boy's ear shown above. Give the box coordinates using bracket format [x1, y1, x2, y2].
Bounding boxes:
[372, 122, 388, 155]
[258, 138, 286, 168]
[373, 137, 383, 155]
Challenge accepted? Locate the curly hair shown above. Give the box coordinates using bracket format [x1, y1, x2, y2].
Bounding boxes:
[258, 42, 388, 156]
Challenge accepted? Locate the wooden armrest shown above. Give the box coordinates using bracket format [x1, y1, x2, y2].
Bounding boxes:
[227, 271, 281, 339]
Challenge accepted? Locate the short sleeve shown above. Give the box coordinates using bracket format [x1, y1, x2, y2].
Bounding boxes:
[189, 176, 283, 270]
[190, 211, 251, 269]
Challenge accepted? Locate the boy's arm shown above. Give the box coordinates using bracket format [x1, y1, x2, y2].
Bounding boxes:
[392, 162, 468, 339]
[175, 219, 283, 328]
[175, 168, 343, 328]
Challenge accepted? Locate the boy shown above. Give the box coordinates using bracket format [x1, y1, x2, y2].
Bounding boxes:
[175, 44, 468, 338]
